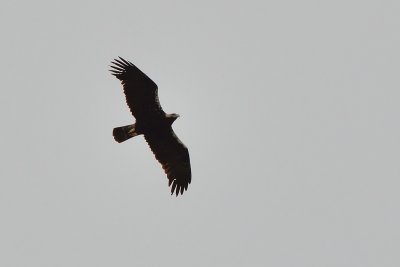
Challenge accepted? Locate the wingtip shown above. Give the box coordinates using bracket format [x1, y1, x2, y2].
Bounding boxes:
[169, 180, 188, 196]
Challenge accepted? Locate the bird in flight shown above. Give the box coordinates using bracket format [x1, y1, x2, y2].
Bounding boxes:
[110, 57, 191, 196]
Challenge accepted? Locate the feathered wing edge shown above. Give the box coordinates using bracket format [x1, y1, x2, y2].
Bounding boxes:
[144, 130, 192, 196]
[109, 57, 157, 86]
[109, 57, 162, 121]
[164, 151, 191, 196]
[109, 57, 135, 80]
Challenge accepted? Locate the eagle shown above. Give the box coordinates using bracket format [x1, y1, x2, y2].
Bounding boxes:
[110, 57, 191, 196]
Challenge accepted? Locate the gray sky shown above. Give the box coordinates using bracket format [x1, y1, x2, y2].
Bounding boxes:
[1, 1, 399, 266]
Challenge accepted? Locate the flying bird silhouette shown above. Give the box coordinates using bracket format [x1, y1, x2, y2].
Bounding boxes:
[110, 57, 191, 196]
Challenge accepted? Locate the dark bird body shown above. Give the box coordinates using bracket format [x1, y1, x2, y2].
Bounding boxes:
[110, 57, 191, 196]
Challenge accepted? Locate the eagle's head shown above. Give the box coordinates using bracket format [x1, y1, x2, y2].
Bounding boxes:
[166, 113, 180, 124]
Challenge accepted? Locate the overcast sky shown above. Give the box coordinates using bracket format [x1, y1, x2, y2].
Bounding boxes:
[1, 1, 399, 266]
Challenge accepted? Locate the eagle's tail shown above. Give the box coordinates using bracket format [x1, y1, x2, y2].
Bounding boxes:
[113, 124, 139, 143]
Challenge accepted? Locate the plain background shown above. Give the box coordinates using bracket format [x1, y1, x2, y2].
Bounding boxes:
[1, 1, 399, 266]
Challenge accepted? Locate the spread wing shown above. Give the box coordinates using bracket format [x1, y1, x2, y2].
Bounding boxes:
[144, 128, 191, 196]
[110, 57, 164, 121]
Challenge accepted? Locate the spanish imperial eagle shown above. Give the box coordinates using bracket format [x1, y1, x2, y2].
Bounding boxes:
[110, 57, 191, 196]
